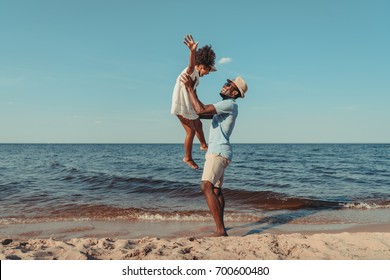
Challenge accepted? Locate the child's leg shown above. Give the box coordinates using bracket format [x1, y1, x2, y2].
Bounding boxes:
[177, 115, 199, 169]
[194, 118, 208, 151]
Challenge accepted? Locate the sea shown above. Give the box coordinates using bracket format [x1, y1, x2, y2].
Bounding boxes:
[1, 144, 390, 237]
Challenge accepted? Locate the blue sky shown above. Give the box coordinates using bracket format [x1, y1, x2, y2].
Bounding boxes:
[1, 0, 389, 143]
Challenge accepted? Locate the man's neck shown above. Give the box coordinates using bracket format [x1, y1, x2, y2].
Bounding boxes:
[220, 95, 234, 101]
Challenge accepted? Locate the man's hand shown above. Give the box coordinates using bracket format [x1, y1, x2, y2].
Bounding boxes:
[183, 34, 198, 52]
[181, 73, 217, 116]
[180, 73, 195, 89]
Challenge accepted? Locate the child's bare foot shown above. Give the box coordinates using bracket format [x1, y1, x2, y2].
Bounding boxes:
[200, 144, 208, 151]
[183, 158, 199, 169]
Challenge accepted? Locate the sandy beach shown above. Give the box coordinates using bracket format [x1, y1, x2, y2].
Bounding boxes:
[2, 227, 390, 260]
[2, 207, 390, 260]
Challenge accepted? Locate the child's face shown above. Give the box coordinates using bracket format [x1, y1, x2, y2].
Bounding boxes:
[198, 65, 211, 77]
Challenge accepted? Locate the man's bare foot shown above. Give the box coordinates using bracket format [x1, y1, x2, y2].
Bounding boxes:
[183, 158, 199, 170]
[212, 231, 228, 237]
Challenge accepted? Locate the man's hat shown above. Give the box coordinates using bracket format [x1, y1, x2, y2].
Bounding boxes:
[228, 76, 248, 98]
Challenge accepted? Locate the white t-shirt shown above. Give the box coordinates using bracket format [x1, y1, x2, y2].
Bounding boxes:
[171, 67, 200, 120]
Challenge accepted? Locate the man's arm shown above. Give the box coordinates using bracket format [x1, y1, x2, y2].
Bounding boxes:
[199, 114, 214, 119]
[181, 73, 217, 116]
[183, 34, 198, 75]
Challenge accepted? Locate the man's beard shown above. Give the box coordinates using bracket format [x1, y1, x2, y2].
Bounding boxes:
[220, 92, 231, 100]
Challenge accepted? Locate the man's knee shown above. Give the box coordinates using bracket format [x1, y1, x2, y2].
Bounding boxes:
[213, 187, 222, 196]
[201, 180, 213, 193]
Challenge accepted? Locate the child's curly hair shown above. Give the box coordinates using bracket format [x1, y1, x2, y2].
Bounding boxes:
[196, 45, 216, 67]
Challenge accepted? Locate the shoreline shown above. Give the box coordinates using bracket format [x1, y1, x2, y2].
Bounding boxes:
[2, 218, 390, 240]
[2, 207, 390, 240]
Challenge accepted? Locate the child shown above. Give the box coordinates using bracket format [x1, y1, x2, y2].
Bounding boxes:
[171, 34, 217, 169]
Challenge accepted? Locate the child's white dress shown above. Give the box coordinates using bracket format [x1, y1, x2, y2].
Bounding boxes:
[171, 67, 200, 120]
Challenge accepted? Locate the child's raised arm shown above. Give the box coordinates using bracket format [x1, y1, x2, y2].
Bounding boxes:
[183, 34, 198, 75]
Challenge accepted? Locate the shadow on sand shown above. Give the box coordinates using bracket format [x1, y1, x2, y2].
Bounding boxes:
[228, 207, 343, 236]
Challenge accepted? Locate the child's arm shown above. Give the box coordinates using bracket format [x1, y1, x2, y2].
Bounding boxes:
[183, 34, 198, 75]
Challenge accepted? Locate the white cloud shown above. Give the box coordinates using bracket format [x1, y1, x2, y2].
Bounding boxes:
[218, 57, 232, 64]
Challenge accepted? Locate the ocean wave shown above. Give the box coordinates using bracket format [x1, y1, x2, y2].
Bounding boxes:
[55, 169, 194, 191]
[223, 189, 342, 210]
[0, 205, 261, 225]
[2, 199, 390, 225]
[340, 202, 390, 209]
[55, 172, 348, 211]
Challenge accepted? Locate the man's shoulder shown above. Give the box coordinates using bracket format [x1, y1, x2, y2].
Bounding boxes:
[214, 99, 237, 108]
[214, 99, 237, 114]
[215, 99, 236, 105]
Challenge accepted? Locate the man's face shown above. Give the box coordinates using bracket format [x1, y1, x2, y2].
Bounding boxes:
[220, 80, 240, 99]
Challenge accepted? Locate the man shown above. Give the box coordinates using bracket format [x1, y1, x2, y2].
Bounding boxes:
[181, 74, 248, 236]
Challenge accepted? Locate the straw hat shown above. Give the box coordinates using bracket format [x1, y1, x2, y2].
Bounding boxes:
[228, 76, 248, 98]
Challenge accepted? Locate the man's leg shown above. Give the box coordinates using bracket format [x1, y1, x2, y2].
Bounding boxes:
[201, 180, 227, 236]
[213, 187, 225, 218]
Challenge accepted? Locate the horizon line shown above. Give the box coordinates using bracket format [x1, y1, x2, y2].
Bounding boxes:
[1, 142, 389, 145]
